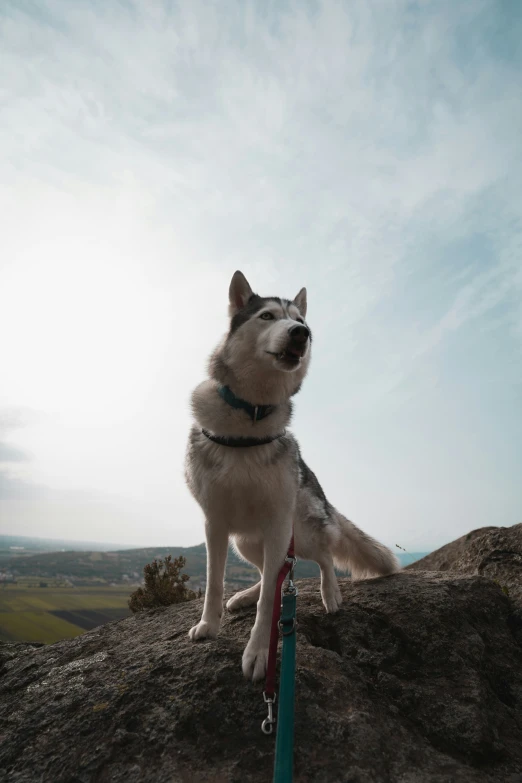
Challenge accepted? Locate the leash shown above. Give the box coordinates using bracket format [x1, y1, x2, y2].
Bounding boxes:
[261, 534, 297, 783]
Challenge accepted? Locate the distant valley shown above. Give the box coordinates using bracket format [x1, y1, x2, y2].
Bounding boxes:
[1, 534, 427, 588]
[0, 534, 428, 644]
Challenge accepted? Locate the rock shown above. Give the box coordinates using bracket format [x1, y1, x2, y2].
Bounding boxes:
[405, 527, 498, 572]
[407, 523, 522, 610]
[1, 570, 522, 782]
[0, 642, 43, 676]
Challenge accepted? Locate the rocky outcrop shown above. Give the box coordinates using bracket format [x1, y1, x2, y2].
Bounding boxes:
[1, 566, 522, 783]
[405, 527, 498, 572]
[408, 523, 522, 611]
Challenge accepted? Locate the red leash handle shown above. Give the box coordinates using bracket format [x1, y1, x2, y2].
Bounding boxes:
[264, 534, 295, 700]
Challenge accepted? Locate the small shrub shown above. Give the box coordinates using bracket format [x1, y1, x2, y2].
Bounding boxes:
[128, 555, 201, 613]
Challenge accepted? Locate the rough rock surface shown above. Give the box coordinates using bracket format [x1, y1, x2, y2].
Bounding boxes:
[1, 569, 522, 783]
[406, 527, 499, 572]
[408, 523, 522, 611]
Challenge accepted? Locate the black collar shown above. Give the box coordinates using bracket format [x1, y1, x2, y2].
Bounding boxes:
[218, 385, 276, 422]
[202, 429, 286, 448]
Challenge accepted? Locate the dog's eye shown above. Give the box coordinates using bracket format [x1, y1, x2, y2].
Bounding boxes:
[259, 312, 274, 320]
[295, 317, 304, 324]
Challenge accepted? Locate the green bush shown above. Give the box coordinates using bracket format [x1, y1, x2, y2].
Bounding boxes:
[128, 555, 201, 613]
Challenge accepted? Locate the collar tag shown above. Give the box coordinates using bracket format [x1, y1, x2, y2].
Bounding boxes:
[218, 385, 275, 423]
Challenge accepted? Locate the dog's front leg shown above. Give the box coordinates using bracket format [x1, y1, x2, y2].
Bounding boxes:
[242, 523, 293, 682]
[188, 520, 228, 640]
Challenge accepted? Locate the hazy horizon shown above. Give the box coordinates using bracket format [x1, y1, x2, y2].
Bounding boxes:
[1, 1, 521, 552]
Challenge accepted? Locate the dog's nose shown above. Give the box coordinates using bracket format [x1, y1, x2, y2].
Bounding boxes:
[288, 324, 310, 343]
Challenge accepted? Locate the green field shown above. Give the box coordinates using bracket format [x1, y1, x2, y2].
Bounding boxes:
[0, 585, 132, 644]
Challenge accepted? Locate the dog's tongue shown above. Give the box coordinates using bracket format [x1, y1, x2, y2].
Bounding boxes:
[286, 347, 302, 358]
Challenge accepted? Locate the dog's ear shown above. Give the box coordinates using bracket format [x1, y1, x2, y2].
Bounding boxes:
[293, 287, 307, 318]
[229, 271, 253, 314]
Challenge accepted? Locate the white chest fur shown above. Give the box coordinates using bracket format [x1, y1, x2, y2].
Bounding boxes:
[186, 432, 298, 533]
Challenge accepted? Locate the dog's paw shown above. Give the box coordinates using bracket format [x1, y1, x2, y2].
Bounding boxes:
[188, 619, 220, 641]
[226, 589, 258, 612]
[321, 587, 342, 614]
[226, 594, 244, 612]
[242, 640, 269, 682]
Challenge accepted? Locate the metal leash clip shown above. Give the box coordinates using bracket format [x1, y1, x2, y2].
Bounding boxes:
[283, 555, 298, 597]
[261, 691, 276, 734]
[279, 616, 297, 635]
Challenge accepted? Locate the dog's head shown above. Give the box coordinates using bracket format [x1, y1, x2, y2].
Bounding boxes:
[224, 270, 311, 380]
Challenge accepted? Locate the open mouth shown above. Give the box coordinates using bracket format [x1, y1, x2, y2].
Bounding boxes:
[266, 348, 305, 365]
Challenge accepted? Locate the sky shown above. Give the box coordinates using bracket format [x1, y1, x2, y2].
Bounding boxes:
[0, 0, 521, 552]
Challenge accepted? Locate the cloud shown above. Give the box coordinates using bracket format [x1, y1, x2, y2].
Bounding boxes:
[0, 471, 45, 500]
[0, 442, 29, 463]
[0, 408, 37, 498]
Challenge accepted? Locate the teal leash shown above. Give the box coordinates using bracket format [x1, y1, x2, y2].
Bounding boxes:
[273, 589, 297, 782]
[261, 544, 298, 783]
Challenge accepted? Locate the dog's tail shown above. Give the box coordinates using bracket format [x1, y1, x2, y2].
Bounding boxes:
[330, 512, 400, 580]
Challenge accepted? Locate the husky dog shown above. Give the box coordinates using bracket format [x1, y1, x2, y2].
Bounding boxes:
[185, 271, 398, 681]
